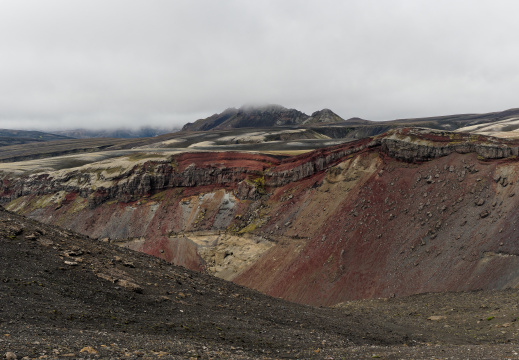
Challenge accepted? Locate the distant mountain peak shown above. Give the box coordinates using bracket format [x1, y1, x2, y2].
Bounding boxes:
[304, 109, 345, 125]
[182, 105, 344, 131]
[311, 108, 334, 116]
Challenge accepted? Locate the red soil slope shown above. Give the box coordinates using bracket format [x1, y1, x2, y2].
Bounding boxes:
[4, 128, 519, 306]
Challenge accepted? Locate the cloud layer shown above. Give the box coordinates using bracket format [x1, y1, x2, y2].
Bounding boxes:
[1, 0, 519, 130]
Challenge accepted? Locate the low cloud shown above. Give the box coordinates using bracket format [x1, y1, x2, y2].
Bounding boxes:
[1, 0, 519, 130]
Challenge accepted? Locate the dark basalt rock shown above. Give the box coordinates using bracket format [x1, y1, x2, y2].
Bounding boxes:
[379, 128, 519, 162]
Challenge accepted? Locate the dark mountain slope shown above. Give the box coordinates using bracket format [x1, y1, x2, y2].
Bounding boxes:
[0, 129, 71, 147]
[53, 126, 179, 139]
[182, 105, 344, 131]
[384, 107, 519, 130]
[304, 108, 345, 124]
[182, 106, 519, 143]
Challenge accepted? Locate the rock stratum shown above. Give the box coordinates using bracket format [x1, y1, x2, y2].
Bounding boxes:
[4, 127, 519, 306]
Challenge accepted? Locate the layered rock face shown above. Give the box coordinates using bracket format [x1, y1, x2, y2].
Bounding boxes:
[4, 128, 519, 305]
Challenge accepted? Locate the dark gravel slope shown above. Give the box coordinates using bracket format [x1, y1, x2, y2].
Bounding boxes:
[2, 207, 519, 359]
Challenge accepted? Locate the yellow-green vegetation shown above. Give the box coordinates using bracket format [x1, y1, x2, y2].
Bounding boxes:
[251, 175, 265, 190]
[235, 206, 270, 234]
[36, 193, 65, 212]
[448, 133, 463, 143]
[247, 174, 266, 194]
[7, 192, 68, 214]
[237, 221, 259, 234]
[69, 197, 88, 213]
[151, 191, 167, 201]
[193, 208, 206, 225]
[469, 134, 481, 142]
[6, 196, 28, 213]
[134, 198, 150, 206]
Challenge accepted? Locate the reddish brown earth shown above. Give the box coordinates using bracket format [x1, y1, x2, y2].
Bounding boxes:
[4, 128, 519, 306]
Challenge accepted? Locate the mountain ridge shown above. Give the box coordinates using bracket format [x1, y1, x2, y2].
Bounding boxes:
[0, 129, 72, 147]
[53, 126, 179, 139]
[182, 105, 519, 140]
[182, 105, 345, 131]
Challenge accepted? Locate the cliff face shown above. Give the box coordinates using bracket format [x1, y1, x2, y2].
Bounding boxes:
[1, 152, 278, 205]
[5, 128, 515, 204]
[4, 127, 519, 305]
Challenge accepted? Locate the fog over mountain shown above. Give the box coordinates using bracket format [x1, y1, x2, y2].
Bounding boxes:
[1, 1, 519, 130]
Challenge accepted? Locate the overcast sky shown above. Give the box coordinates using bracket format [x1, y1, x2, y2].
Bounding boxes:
[1, 0, 519, 130]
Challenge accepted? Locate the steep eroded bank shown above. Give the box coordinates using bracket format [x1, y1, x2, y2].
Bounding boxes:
[4, 128, 519, 305]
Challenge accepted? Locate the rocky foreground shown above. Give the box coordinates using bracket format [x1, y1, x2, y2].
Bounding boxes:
[2, 208, 519, 359]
